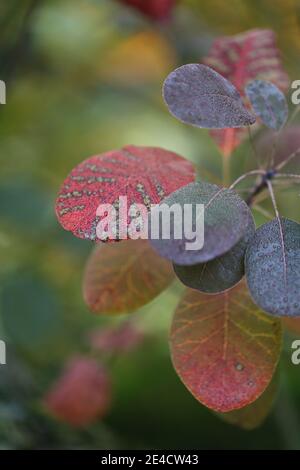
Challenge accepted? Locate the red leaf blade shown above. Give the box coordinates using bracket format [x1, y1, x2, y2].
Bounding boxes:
[56, 146, 195, 241]
[170, 280, 282, 412]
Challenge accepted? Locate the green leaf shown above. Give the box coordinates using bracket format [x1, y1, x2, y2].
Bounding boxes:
[173, 215, 255, 293]
[149, 181, 254, 266]
[245, 217, 300, 317]
[245, 80, 288, 130]
[83, 239, 174, 314]
[170, 280, 282, 412]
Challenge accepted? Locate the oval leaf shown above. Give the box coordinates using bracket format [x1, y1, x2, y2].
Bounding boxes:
[170, 280, 282, 412]
[56, 145, 195, 241]
[245, 218, 300, 317]
[246, 80, 288, 130]
[83, 239, 174, 314]
[204, 29, 289, 154]
[163, 64, 255, 129]
[173, 215, 255, 293]
[217, 372, 278, 430]
[149, 181, 253, 265]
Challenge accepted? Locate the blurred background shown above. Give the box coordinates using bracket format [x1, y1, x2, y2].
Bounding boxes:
[1, 0, 300, 449]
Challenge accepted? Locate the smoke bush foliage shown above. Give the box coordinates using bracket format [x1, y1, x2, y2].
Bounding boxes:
[55, 29, 300, 427]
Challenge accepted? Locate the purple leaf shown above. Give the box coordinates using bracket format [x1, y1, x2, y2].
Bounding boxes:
[163, 64, 256, 129]
[246, 80, 288, 130]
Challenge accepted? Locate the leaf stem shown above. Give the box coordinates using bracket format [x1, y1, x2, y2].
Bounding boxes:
[229, 169, 265, 190]
[266, 179, 280, 219]
[274, 173, 300, 179]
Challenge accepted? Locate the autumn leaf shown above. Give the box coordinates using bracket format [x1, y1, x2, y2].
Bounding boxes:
[170, 280, 282, 412]
[203, 29, 289, 155]
[44, 357, 111, 427]
[56, 146, 195, 242]
[217, 371, 278, 429]
[83, 239, 174, 314]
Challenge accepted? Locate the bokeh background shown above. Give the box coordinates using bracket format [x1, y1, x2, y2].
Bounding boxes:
[1, 0, 300, 449]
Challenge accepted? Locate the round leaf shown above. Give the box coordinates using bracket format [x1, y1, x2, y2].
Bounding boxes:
[170, 280, 282, 412]
[163, 64, 256, 129]
[173, 214, 255, 293]
[83, 239, 174, 314]
[149, 181, 253, 265]
[245, 218, 300, 317]
[56, 145, 195, 241]
[246, 80, 288, 130]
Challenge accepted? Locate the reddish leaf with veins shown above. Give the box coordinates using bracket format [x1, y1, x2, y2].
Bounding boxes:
[56, 146, 195, 242]
[83, 239, 174, 314]
[203, 29, 289, 155]
[170, 280, 282, 412]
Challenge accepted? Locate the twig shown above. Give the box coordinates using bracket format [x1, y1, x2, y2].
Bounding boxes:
[229, 170, 265, 190]
[266, 179, 280, 219]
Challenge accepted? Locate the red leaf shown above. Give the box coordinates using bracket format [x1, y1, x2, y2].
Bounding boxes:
[56, 146, 195, 242]
[170, 280, 282, 412]
[118, 0, 176, 20]
[45, 357, 111, 427]
[203, 29, 289, 155]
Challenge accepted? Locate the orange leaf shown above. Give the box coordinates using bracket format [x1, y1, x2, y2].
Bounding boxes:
[83, 239, 174, 314]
